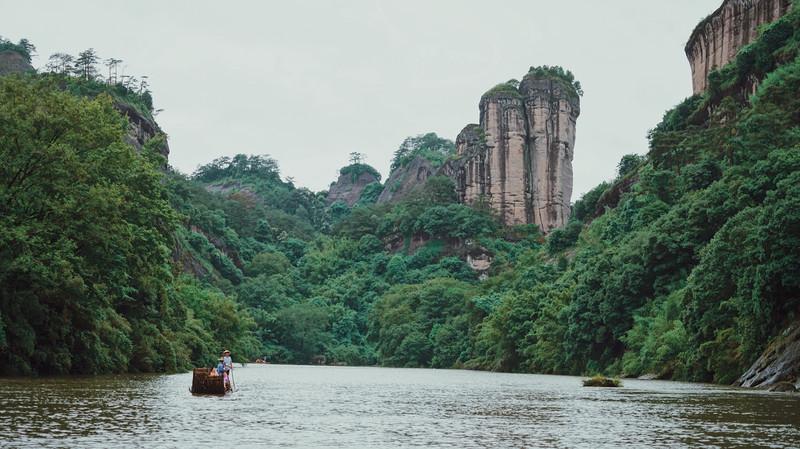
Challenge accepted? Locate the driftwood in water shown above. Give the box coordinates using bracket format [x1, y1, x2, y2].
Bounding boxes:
[191, 368, 227, 395]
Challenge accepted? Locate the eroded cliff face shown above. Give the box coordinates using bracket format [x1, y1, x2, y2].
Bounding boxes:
[114, 102, 170, 160]
[686, 0, 792, 94]
[0, 53, 169, 160]
[0, 50, 34, 76]
[520, 75, 579, 231]
[447, 124, 487, 205]
[445, 72, 580, 233]
[327, 170, 380, 206]
[478, 92, 529, 225]
[377, 156, 435, 204]
[736, 322, 800, 391]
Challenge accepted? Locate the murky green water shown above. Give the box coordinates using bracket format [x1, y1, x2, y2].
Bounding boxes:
[1, 365, 799, 448]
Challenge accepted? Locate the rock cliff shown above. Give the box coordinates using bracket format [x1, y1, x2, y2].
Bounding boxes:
[114, 101, 170, 160]
[327, 165, 381, 206]
[0, 50, 168, 160]
[520, 74, 579, 230]
[446, 124, 487, 205]
[686, 0, 792, 94]
[478, 89, 529, 225]
[377, 156, 436, 204]
[0, 50, 34, 76]
[736, 322, 800, 391]
[445, 68, 580, 233]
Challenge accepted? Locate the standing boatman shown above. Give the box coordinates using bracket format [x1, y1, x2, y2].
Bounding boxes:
[222, 350, 233, 388]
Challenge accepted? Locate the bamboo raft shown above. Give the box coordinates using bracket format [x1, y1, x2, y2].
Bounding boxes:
[190, 368, 230, 395]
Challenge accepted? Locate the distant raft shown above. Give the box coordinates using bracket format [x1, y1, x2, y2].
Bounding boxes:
[190, 368, 230, 395]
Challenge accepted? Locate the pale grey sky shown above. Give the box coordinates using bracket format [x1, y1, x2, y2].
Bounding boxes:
[3, 0, 719, 197]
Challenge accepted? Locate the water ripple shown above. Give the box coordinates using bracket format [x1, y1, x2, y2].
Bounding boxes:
[1, 366, 799, 448]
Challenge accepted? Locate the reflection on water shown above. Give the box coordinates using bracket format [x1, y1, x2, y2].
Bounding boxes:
[2, 365, 799, 448]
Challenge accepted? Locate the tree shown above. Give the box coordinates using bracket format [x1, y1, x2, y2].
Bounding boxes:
[246, 252, 291, 277]
[0, 37, 35, 63]
[45, 53, 74, 74]
[617, 154, 646, 179]
[105, 58, 123, 84]
[0, 77, 177, 374]
[349, 152, 365, 165]
[17, 38, 36, 61]
[274, 303, 331, 363]
[75, 48, 99, 80]
[390, 133, 455, 172]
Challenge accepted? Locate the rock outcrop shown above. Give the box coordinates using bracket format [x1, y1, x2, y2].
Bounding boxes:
[520, 75, 579, 230]
[377, 156, 436, 204]
[0, 50, 169, 161]
[445, 69, 580, 233]
[448, 124, 485, 204]
[327, 167, 381, 206]
[114, 101, 170, 160]
[735, 323, 800, 391]
[0, 50, 34, 76]
[477, 88, 529, 225]
[686, 0, 792, 94]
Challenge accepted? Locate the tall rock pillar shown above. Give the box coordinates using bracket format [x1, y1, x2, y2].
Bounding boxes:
[520, 75, 580, 232]
[454, 124, 487, 204]
[441, 67, 581, 234]
[478, 91, 528, 225]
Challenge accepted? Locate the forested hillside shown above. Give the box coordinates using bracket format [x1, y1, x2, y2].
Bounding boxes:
[1, 3, 798, 384]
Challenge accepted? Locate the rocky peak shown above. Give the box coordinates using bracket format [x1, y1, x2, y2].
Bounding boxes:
[443, 67, 581, 233]
[445, 124, 487, 204]
[327, 164, 381, 207]
[478, 86, 528, 225]
[519, 72, 580, 232]
[0, 50, 34, 76]
[455, 124, 485, 157]
[377, 155, 436, 204]
[686, 0, 792, 94]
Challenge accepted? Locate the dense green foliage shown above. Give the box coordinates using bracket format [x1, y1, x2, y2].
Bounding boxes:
[0, 36, 34, 62]
[2, 12, 798, 385]
[339, 163, 381, 183]
[389, 132, 455, 172]
[444, 10, 800, 381]
[0, 76, 258, 374]
[526, 65, 583, 97]
[482, 80, 523, 99]
[180, 171, 502, 365]
[483, 66, 582, 100]
[191, 154, 328, 237]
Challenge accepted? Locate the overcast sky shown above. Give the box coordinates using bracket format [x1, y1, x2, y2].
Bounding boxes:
[4, 0, 720, 197]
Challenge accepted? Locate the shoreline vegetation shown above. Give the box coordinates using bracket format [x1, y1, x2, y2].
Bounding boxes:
[1, 3, 799, 391]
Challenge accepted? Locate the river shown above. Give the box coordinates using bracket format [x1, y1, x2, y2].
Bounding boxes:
[1, 364, 799, 448]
